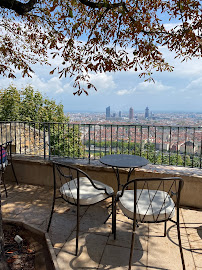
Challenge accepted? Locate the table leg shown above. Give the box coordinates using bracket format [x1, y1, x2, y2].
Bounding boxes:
[113, 167, 136, 190]
[104, 167, 119, 225]
[112, 166, 120, 191]
[127, 168, 135, 183]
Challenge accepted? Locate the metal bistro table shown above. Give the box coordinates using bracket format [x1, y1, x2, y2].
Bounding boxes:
[100, 154, 149, 191]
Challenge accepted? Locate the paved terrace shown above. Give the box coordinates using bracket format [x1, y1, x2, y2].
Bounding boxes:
[2, 183, 202, 270]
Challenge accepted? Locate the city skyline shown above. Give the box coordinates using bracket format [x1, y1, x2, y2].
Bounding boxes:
[66, 107, 202, 114]
[104, 106, 154, 119]
[67, 109, 202, 113]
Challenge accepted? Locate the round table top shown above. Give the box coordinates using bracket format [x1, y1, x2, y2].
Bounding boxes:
[100, 154, 149, 168]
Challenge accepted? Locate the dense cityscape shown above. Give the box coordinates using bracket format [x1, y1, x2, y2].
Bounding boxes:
[66, 107, 202, 168]
[68, 106, 202, 127]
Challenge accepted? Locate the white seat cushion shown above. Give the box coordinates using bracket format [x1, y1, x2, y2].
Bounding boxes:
[0, 160, 8, 170]
[60, 177, 114, 205]
[118, 189, 175, 222]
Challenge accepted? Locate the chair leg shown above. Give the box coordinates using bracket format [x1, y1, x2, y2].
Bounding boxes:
[177, 217, 186, 269]
[11, 161, 18, 185]
[114, 199, 117, 240]
[129, 220, 136, 270]
[164, 221, 167, 237]
[111, 195, 115, 235]
[47, 191, 56, 232]
[76, 200, 79, 256]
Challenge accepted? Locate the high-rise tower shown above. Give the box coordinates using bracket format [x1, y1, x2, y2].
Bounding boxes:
[106, 106, 110, 119]
[145, 106, 149, 119]
[129, 107, 134, 120]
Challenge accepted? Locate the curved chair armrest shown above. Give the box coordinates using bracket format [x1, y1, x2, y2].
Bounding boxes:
[53, 161, 113, 195]
[116, 177, 184, 201]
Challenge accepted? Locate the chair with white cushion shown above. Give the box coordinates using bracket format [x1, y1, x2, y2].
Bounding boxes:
[47, 162, 114, 255]
[0, 141, 18, 197]
[114, 177, 185, 270]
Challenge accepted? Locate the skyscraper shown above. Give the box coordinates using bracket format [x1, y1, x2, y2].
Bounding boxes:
[145, 106, 149, 118]
[119, 111, 122, 118]
[129, 107, 134, 120]
[106, 106, 110, 119]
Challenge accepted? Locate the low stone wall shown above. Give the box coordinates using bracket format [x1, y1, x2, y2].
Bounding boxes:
[5, 155, 202, 209]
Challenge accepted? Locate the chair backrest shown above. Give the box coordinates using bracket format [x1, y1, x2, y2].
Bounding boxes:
[117, 177, 184, 223]
[53, 162, 109, 205]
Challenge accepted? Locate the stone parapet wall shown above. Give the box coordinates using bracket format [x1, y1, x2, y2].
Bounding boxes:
[4, 155, 202, 209]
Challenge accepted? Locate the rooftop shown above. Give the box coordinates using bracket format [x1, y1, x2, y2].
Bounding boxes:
[2, 183, 202, 270]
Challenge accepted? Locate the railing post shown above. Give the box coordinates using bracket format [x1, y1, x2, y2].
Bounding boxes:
[177, 127, 179, 166]
[140, 126, 142, 156]
[24, 122, 26, 155]
[73, 124, 75, 159]
[48, 123, 51, 160]
[111, 125, 113, 155]
[93, 124, 96, 159]
[184, 127, 187, 167]
[200, 128, 202, 169]
[43, 122, 46, 160]
[162, 126, 164, 164]
[154, 126, 157, 164]
[88, 124, 91, 164]
[192, 127, 195, 168]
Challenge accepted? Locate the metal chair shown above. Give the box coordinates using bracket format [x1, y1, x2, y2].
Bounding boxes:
[114, 177, 185, 270]
[47, 162, 115, 255]
[0, 140, 18, 197]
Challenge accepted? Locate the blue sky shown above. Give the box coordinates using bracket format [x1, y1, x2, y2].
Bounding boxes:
[0, 21, 201, 113]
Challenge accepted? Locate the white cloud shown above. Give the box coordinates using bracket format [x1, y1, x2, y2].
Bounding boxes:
[136, 80, 173, 93]
[175, 59, 202, 77]
[159, 46, 202, 78]
[163, 22, 181, 31]
[185, 77, 202, 91]
[0, 72, 65, 95]
[116, 88, 136, 96]
[47, 77, 64, 93]
[0, 73, 47, 92]
[89, 73, 116, 93]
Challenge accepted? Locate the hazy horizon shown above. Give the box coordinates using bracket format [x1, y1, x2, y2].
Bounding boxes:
[65, 109, 202, 114]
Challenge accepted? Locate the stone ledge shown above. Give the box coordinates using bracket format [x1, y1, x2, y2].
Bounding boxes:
[12, 154, 202, 179]
[137, 164, 202, 178]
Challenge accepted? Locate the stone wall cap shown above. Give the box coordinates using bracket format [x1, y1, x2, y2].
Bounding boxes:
[12, 154, 202, 177]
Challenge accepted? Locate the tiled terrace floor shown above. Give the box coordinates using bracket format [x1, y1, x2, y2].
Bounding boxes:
[1, 183, 202, 270]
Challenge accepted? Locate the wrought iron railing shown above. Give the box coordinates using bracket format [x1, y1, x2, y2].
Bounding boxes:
[0, 121, 201, 168]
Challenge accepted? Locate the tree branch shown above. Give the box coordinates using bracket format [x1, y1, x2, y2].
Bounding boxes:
[79, 0, 123, 9]
[0, 0, 38, 15]
[87, 7, 110, 43]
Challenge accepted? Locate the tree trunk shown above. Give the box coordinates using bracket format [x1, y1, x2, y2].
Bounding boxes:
[0, 190, 9, 270]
